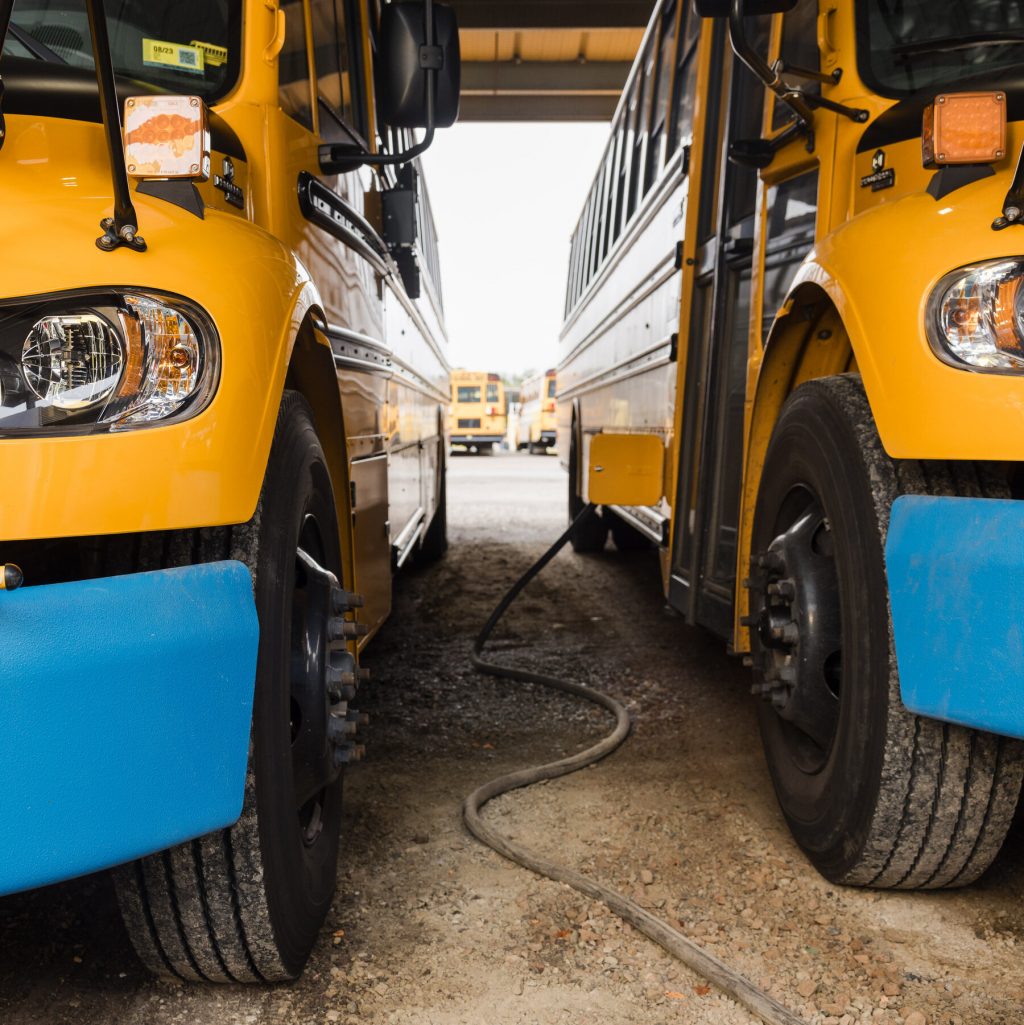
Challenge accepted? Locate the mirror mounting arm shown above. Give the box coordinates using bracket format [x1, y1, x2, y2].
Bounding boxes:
[728, 0, 814, 132]
[85, 0, 146, 252]
[0, 0, 15, 153]
[353, 0, 438, 169]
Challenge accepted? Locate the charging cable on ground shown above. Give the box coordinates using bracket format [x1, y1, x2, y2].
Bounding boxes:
[463, 505, 808, 1025]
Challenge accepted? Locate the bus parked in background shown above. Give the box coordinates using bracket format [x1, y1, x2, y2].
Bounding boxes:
[517, 368, 557, 453]
[0, 0, 457, 982]
[450, 369, 507, 452]
[561, 0, 1024, 891]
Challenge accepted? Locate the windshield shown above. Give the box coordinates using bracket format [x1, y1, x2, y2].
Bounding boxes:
[4, 1, 242, 103]
[858, 0, 1024, 96]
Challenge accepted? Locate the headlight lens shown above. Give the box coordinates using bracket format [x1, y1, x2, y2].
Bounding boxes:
[0, 291, 218, 434]
[929, 260, 1024, 370]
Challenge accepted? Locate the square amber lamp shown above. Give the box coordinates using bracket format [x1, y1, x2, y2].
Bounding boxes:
[123, 94, 211, 180]
[922, 91, 1006, 168]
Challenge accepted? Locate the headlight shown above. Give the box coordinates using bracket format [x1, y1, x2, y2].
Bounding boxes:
[928, 260, 1024, 371]
[0, 291, 218, 434]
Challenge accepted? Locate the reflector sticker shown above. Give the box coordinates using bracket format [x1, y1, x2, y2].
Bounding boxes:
[191, 40, 228, 68]
[142, 38, 206, 75]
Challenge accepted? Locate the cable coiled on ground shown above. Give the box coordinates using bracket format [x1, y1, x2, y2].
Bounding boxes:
[463, 505, 808, 1025]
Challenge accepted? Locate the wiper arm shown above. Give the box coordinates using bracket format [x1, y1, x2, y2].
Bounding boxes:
[8, 23, 67, 64]
[893, 32, 1024, 59]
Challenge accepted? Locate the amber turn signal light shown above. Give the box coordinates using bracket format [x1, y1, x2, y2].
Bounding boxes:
[922, 91, 1006, 168]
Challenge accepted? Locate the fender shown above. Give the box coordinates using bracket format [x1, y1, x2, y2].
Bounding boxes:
[0, 207, 323, 541]
[734, 170, 1024, 649]
[783, 174, 1024, 462]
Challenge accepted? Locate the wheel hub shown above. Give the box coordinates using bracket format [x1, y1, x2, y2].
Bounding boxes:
[748, 504, 843, 761]
[290, 522, 370, 845]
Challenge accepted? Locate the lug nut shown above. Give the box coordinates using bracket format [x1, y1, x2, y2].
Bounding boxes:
[328, 617, 369, 641]
[328, 717, 358, 743]
[333, 742, 366, 767]
[331, 588, 366, 613]
[329, 683, 357, 701]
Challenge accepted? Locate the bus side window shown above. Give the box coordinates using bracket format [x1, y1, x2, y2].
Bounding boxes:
[772, 0, 820, 130]
[612, 115, 629, 241]
[279, 0, 314, 130]
[668, 1, 700, 152]
[645, 0, 679, 189]
[761, 170, 819, 338]
[310, 0, 361, 139]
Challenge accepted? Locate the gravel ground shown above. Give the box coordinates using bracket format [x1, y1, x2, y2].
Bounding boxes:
[2, 450, 1024, 1025]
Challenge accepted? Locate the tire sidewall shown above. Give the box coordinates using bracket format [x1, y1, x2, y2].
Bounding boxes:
[251, 396, 344, 974]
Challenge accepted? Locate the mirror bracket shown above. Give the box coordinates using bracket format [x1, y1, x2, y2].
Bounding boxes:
[728, 0, 814, 135]
[772, 59, 841, 86]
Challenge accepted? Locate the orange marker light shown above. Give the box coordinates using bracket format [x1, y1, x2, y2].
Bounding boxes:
[922, 91, 1006, 168]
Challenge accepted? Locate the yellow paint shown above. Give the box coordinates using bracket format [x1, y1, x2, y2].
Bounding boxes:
[558, 0, 1024, 656]
[588, 433, 665, 507]
[0, 0, 450, 647]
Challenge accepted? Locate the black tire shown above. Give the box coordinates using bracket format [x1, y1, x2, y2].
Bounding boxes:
[113, 391, 350, 980]
[750, 374, 1024, 889]
[567, 419, 607, 553]
[609, 514, 652, 552]
[418, 441, 448, 564]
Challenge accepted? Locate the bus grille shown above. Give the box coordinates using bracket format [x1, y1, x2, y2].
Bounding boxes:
[458, 419, 481, 428]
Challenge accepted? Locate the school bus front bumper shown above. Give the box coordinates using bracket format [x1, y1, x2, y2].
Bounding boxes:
[886, 495, 1024, 741]
[0, 561, 258, 896]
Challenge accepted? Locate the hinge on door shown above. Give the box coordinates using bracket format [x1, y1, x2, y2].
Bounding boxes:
[669, 332, 679, 363]
[350, 480, 357, 510]
[674, 240, 685, 271]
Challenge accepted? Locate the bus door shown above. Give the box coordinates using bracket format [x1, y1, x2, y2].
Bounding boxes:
[670, 21, 770, 640]
[670, 5, 822, 642]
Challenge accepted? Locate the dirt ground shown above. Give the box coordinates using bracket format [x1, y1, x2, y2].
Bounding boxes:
[3, 450, 1024, 1025]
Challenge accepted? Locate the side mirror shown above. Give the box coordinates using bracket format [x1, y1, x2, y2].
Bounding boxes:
[693, 0, 797, 15]
[377, 1, 460, 129]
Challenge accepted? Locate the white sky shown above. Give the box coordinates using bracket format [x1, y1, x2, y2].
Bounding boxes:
[420, 122, 610, 379]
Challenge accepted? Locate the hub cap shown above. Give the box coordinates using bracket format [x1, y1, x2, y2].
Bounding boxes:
[749, 491, 842, 773]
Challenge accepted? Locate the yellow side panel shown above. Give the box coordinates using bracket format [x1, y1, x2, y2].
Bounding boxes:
[587, 434, 664, 507]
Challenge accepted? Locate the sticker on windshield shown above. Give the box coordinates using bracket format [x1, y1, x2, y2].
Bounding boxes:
[191, 41, 228, 68]
[142, 39, 206, 75]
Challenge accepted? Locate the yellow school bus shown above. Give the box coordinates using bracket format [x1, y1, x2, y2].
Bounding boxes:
[517, 367, 557, 453]
[449, 368, 507, 452]
[561, 0, 1024, 890]
[0, 0, 458, 981]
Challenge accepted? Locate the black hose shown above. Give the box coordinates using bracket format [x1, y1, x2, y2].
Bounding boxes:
[463, 505, 809, 1025]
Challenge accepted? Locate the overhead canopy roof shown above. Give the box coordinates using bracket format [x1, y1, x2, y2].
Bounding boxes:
[450, 1, 653, 121]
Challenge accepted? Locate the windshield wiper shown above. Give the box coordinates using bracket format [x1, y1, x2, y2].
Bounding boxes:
[8, 23, 66, 63]
[893, 32, 1024, 59]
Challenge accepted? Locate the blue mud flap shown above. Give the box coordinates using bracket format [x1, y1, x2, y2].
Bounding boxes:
[886, 495, 1024, 740]
[0, 561, 258, 895]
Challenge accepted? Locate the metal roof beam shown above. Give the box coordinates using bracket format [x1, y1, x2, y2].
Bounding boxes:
[451, 1, 654, 29]
[457, 95, 619, 120]
[461, 61, 632, 94]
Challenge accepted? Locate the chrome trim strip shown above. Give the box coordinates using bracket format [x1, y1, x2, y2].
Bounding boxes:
[608, 504, 669, 546]
[393, 507, 426, 568]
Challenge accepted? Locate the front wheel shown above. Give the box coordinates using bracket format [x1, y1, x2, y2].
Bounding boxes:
[114, 392, 361, 980]
[749, 374, 1024, 889]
